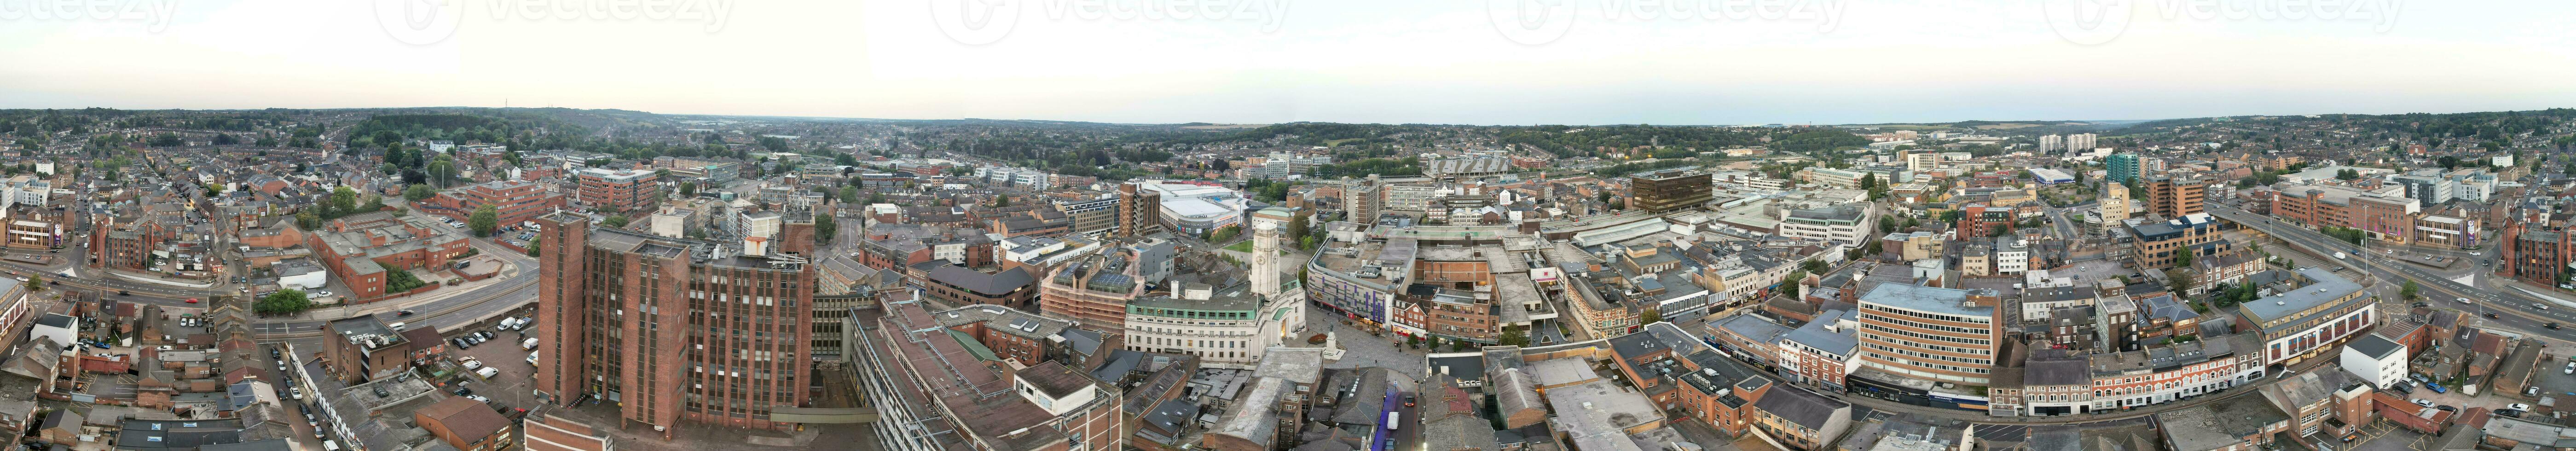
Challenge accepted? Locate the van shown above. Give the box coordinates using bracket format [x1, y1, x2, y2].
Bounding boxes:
[475, 367, 500, 379]
[521, 337, 539, 350]
[387, 322, 406, 330]
[322, 440, 340, 451]
[527, 351, 538, 365]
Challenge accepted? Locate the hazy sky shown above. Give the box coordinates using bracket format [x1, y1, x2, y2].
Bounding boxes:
[2, 0, 2571, 125]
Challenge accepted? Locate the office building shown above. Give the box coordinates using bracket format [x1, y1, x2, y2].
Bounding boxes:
[2125, 214, 2230, 270]
[2096, 181, 2130, 233]
[2233, 267, 2374, 364]
[2269, 183, 2420, 244]
[1852, 284, 2002, 385]
[1050, 194, 1121, 236]
[1780, 204, 1876, 244]
[532, 212, 816, 436]
[2143, 175, 2208, 218]
[847, 298, 1123, 451]
[426, 180, 568, 228]
[1630, 170, 1713, 212]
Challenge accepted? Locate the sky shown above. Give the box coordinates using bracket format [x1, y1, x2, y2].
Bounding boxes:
[1, 0, 2572, 126]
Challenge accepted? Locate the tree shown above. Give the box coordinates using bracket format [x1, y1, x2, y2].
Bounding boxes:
[1497, 328, 1529, 347]
[1802, 259, 1829, 274]
[839, 186, 860, 203]
[815, 215, 838, 245]
[383, 268, 428, 292]
[1641, 307, 1662, 325]
[2400, 280, 2420, 301]
[2164, 268, 2195, 295]
[403, 184, 436, 202]
[526, 237, 542, 257]
[680, 181, 700, 198]
[1781, 270, 1807, 300]
[604, 215, 630, 228]
[992, 195, 1010, 208]
[256, 289, 314, 315]
[147, 133, 183, 147]
[469, 204, 499, 237]
[23, 275, 38, 291]
[2175, 246, 2196, 268]
[295, 210, 320, 229]
[329, 186, 359, 219]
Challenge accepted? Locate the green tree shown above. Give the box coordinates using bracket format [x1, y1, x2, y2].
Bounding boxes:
[329, 186, 359, 219]
[839, 186, 860, 203]
[295, 210, 320, 229]
[1497, 328, 1528, 347]
[1781, 270, 1807, 300]
[23, 275, 38, 291]
[680, 181, 700, 198]
[2165, 268, 2195, 295]
[2400, 280, 2420, 301]
[469, 204, 498, 237]
[2175, 246, 2196, 268]
[383, 267, 428, 292]
[815, 215, 838, 245]
[526, 237, 541, 257]
[403, 184, 436, 202]
[256, 289, 314, 315]
[604, 215, 630, 228]
[993, 195, 1010, 208]
[1641, 307, 1662, 325]
[1879, 215, 1897, 233]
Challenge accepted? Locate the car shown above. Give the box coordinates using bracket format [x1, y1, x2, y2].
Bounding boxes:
[305, 413, 316, 426]
[454, 387, 473, 396]
[185, 298, 198, 304]
[157, 345, 170, 351]
[2461, 297, 2474, 304]
[2411, 302, 2430, 308]
[478, 331, 495, 340]
[2529, 386, 2543, 397]
[2438, 405, 2459, 412]
[468, 394, 492, 403]
[289, 387, 303, 400]
[116, 290, 128, 296]
[2473, 252, 2483, 256]
[2548, 323, 2560, 330]
[2413, 399, 2435, 407]
[2512, 403, 2534, 411]
[2487, 312, 2501, 318]
[2564, 362, 2572, 374]
[313, 291, 332, 297]
[2499, 409, 2526, 418]
[452, 338, 469, 348]
[398, 309, 416, 316]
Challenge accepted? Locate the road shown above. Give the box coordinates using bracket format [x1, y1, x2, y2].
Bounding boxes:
[2204, 204, 2576, 343]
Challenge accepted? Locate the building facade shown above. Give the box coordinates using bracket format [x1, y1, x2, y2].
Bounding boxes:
[532, 213, 815, 436]
[1851, 284, 2002, 385]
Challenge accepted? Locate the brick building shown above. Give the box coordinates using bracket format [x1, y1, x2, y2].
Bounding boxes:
[532, 212, 816, 435]
[574, 168, 662, 215]
[426, 179, 568, 227]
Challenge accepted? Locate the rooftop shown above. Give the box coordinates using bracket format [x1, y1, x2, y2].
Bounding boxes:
[1857, 283, 1993, 318]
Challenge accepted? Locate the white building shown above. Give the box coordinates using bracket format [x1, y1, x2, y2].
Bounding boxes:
[1778, 203, 1876, 245]
[2341, 335, 2408, 389]
[1995, 237, 2031, 274]
[2066, 133, 2096, 154]
[2038, 135, 2064, 154]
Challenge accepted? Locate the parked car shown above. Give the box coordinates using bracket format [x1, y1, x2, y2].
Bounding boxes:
[2513, 403, 2534, 411]
[313, 291, 332, 297]
[2413, 399, 2435, 407]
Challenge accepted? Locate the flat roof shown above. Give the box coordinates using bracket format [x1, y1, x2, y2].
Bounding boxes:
[1857, 284, 1992, 318]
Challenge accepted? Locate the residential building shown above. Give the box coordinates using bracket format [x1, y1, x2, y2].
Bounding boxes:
[2105, 154, 2142, 186]
[845, 298, 1123, 451]
[574, 168, 662, 215]
[532, 212, 816, 435]
[425, 179, 568, 227]
[1117, 182, 1165, 238]
[2096, 181, 2130, 233]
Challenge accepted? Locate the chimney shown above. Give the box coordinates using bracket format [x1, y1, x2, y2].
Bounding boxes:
[744, 236, 769, 256]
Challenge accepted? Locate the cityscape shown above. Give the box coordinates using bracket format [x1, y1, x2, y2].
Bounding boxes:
[9, 1, 2576, 451]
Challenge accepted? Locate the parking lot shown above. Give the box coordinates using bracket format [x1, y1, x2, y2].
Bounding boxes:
[437, 311, 543, 416]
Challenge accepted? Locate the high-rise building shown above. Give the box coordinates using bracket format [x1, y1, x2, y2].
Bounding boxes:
[1629, 170, 1713, 212]
[575, 168, 664, 215]
[1344, 175, 1384, 224]
[2066, 133, 2097, 153]
[1050, 193, 1121, 236]
[2105, 153, 2142, 186]
[1851, 284, 2002, 385]
[2038, 135, 2065, 154]
[531, 212, 816, 436]
[2142, 175, 2208, 218]
[1116, 182, 1164, 237]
